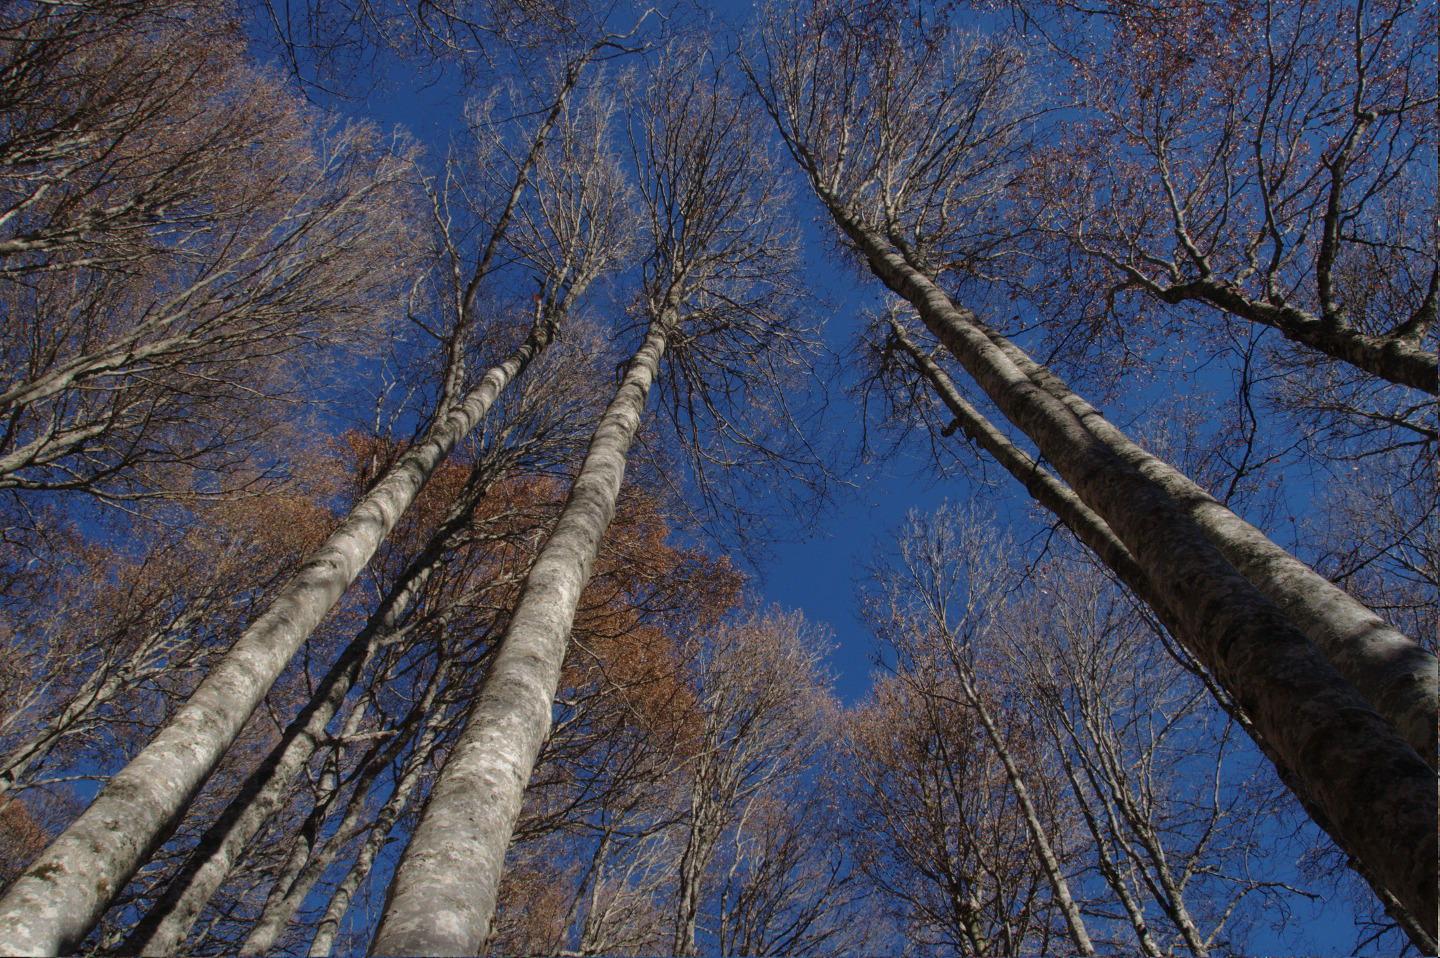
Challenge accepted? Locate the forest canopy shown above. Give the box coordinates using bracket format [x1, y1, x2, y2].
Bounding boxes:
[0, 0, 1433, 955]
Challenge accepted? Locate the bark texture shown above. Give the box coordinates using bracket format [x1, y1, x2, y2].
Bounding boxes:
[0, 321, 555, 957]
[1155, 280, 1437, 394]
[824, 203, 1436, 931]
[367, 316, 673, 957]
[117, 458, 507, 955]
[970, 318, 1438, 765]
[887, 317, 1143, 588]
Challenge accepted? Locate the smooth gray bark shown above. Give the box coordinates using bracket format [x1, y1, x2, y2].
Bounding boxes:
[367, 313, 674, 957]
[305, 713, 444, 958]
[0, 319, 556, 958]
[887, 317, 1143, 588]
[906, 311, 1422, 952]
[118, 456, 509, 956]
[817, 199, 1435, 930]
[971, 319, 1438, 765]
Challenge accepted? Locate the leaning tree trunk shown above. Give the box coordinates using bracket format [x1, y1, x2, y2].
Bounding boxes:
[117, 456, 511, 956]
[367, 310, 677, 957]
[818, 199, 1436, 931]
[238, 659, 452, 956]
[305, 713, 449, 958]
[970, 318, 1438, 765]
[893, 310, 1436, 763]
[0, 318, 558, 957]
[887, 318, 1145, 589]
[902, 312, 1433, 948]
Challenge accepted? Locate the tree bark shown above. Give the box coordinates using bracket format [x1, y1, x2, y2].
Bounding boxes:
[238, 661, 451, 956]
[0, 319, 555, 957]
[305, 694, 447, 957]
[972, 318, 1438, 766]
[887, 317, 1143, 588]
[367, 312, 675, 957]
[818, 200, 1436, 932]
[117, 457, 508, 956]
[1155, 279, 1438, 394]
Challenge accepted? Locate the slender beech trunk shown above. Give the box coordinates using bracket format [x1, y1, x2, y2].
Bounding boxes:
[118, 457, 509, 956]
[0, 319, 557, 958]
[305, 682, 450, 958]
[887, 318, 1144, 587]
[1056, 756, 1164, 957]
[816, 198, 1435, 929]
[951, 671, 1096, 957]
[972, 318, 1438, 764]
[672, 767, 724, 958]
[367, 311, 676, 957]
[238, 661, 452, 956]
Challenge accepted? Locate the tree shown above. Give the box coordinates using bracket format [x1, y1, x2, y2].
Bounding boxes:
[1000, 550, 1311, 955]
[860, 503, 1095, 956]
[0, 32, 628, 952]
[368, 48, 813, 955]
[0, 0, 418, 502]
[841, 672, 1067, 957]
[752, 3, 1435, 930]
[669, 609, 840, 957]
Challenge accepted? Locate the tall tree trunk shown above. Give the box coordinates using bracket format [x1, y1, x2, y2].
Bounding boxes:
[118, 457, 508, 956]
[972, 318, 1438, 764]
[367, 311, 676, 957]
[238, 661, 451, 956]
[887, 317, 1144, 587]
[1056, 756, 1164, 957]
[305, 685, 450, 957]
[0, 318, 556, 957]
[819, 200, 1436, 931]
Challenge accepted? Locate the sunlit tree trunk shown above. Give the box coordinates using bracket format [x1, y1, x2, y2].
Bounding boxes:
[237, 659, 452, 956]
[970, 318, 1438, 764]
[368, 310, 677, 956]
[844, 217, 1436, 927]
[116, 450, 511, 955]
[0, 315, 555, 956]
[0, 41, 616, 948]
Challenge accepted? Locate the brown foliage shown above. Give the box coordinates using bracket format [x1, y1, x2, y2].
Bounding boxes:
[0, 0, 422, 500]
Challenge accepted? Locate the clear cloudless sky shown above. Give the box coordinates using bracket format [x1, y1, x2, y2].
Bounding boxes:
[342, 11, 1380, 953]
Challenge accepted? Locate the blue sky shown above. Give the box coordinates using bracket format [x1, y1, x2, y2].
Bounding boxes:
[303, 10, 1406, 954]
